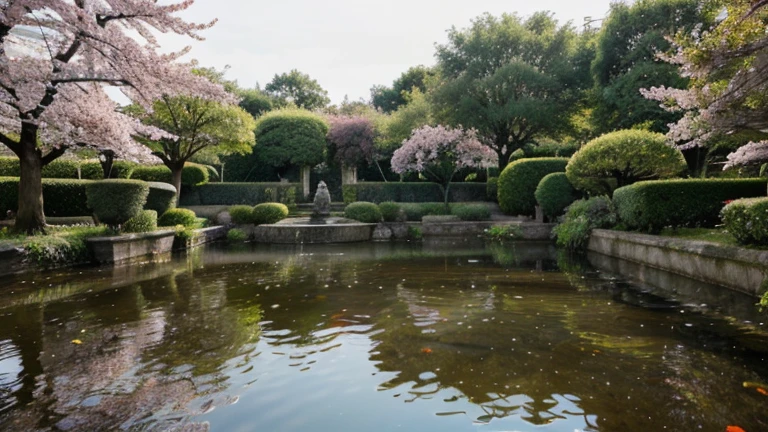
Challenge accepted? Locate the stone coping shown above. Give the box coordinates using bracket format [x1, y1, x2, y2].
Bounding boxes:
[87, 229, 177, 244]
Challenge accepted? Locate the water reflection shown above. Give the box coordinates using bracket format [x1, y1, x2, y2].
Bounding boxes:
[0, 241, 766, 431]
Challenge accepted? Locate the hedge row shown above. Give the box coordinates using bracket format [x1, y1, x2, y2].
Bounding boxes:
[130, 163, 209, 187]
[180, 182, 299, 206]
[498, 158, 569, 217]
[613, 178, 768, 233]
[342, 182, 489, 204]
[0, 157, 111, 180]
[721, 198, 768, 246]
[0, 177, 92, 217]
[535, 173, 581, 220]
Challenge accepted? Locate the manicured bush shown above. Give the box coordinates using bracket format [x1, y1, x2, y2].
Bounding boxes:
[158, 208, 198, 227]
[0, 157, 19, 176]
[721, 198, 768, 246]
[110, 161, 137, 179]
[552, 196, 617, 250]
[535, 173, 581, 221]
[86, 180, 149, 227]
[399, 202, 451, 221]
[41, 159, 80, 179]
[130, 164, 209, 186]
[122, 210, 158, 233]
[227, 228, 247, 242]
[180, 183, 300, 206]
[252, 203, 289, 225]
[613, 178, 768, 233]
[0, 177, 92, 217]
[498, 157, 568, 216]
[228, 205, 254, 224]
[344, 201, 382, 223]
[181, 162, 210, 186]
[378, 202, 405, 222]
[79, 160, 105, 180]
[341, 182, 488, 204]
[451, 203, 491, 221]
[144, 182, 177, 215]
[566, 130, 687, 196]
[486, 177, 498, 202]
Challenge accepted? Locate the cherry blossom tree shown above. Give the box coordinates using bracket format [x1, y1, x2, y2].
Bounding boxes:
[326, 115, 375, 184]
[0, 0, 229, 233]
[391, 125, 497, 207]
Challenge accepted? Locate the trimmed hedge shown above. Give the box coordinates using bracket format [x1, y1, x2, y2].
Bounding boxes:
[342, 182, 489, 204]
[0, 157, 19, 177]
[79, 161, 105, 180]
[253, 203, 290, 225]
[498, 158, 568, 216]
[486, 177, 498, 202]
[145, 182, 177, 215]
[378, 202, 405, 222]
[158, 208, 198, 227]
[451, 204, 491, 221]
[535, 173, 581, 221]
[86, 180, 149, 226]
[721, 198, 768, 245]
[0, 157, 110, 179]
[399, 202, 450, 221]
[228, 205, 255, 224]
[344, 201, 382, 223]
[613, 178, 768, 233]
[123, 210, 158, 233]
[0, 177, 92, 217]
[130, 163, 209, 187]
[180, 183, 300, 206]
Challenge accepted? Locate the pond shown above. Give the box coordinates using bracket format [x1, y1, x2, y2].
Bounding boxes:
[0, 240, 766, 431]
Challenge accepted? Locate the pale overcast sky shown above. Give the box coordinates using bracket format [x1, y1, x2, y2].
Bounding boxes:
[163, 0, 615, 104]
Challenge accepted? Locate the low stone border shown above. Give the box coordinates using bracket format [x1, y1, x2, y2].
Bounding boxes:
[87, 230, 176, 264]
[587, 229, 768, 296]
[173, 226, 227, 250]
[421, 221, 555, 240]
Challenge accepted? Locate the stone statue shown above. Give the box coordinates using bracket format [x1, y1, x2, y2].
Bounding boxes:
[312, 181, 331, 218]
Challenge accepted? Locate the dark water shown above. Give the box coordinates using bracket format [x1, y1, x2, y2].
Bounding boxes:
[0, 240, 766, 432]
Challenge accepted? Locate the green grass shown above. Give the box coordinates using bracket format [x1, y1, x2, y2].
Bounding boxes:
[658, 227, 742, 247]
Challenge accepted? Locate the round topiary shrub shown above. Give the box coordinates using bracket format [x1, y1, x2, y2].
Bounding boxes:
[534, 172, 581, 221]
[122, 210, 158, 233]
[451, 204, 491, 221]
[378, 202, 405, 222]
[181, 163, 210, 186]
[158, 208, 197, 227]
[228, 205, 254, 224]
[86, 179, 149, 227]
[486, 177, 498, 202]
[566, 129, 687, 196]
[721, 197, 768, 245]
[227, 228, 247, 242]
[145, 182, 177, 215]
[252, 202, 289, 225]
[498, 157, 569, 216]
[344, 201, 382, 223]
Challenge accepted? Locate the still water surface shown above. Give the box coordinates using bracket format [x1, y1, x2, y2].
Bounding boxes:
[0, 240, 766, 431]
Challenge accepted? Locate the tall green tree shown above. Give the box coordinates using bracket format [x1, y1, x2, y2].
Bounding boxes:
[432, 12, 590, 170]
[253, 108, 329, 172]
[238, 88, 275, 119]
[591, 0, 706, 134]
[371, 66, 436, 113]
[265, 70, 331, 110]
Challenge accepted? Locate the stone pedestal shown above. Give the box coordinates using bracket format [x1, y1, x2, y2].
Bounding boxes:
[301, 166, 311, 200]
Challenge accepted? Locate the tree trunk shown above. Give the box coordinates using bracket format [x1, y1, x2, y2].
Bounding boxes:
[168, 161, 185, 205]
[15, 145, 46, 234]
[99, 150, 115, 179]
[442, 182, 451, 211]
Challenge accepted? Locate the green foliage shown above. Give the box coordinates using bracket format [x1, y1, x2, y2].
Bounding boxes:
[265, 69, 331, 110]
[253, 108, 329, 168]
[145, 182, 177, 215]
[122, 210, 158, 234]
[552, 196, 617, 250]
[378, 202, 405, 222]
[399, 202, 451, 221]
[252, 203, 289, 225]
[228, 205, 254, 224]
[79, 161, 105, 179]
[450, 203, 491, 221]
[180, 183, 299, 206]
[111, 161, 137, 179]
[344, 201, 382, 223]
[23, 226, 108, 265]
[535, 173, 581, 220]
[613, 178, 768, 233]
[0, 177, 92, 217]
[721, 198, 768, 245]
[371, 66, 436, 113]
[86, 180, 149, 227]
[498, 158, 569, 216]
[0, 157, 19, 176]
[484, 224, 523, 241]
[523, 141, 581, 159]
[486, 177, 498, 202]
[130, 164, 209, 186]
[374, 89, 433, 154]
[227, 228, 247, 242]
[407, 226, 423, 240]
[41, 159, 79, 178]
[341, 182, 488, 204]
[566, 130, 687, 196]
[158, 208, 198, 228]
[238, 88, 274, 118]
[181, 163, 210, 186]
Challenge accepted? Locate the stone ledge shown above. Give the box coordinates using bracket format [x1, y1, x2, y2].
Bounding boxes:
[421, 221, 555, 240]
[587, 229, 768, 296]
[87, 230, 176, 264]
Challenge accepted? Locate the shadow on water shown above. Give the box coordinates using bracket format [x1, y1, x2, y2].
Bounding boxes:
[0, 239, 765, 431]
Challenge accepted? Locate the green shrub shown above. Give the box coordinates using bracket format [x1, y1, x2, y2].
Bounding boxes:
[341, 182, 489, 204]
[378, 202, 405, 222]
[158, 208, 198, 227]
[180, 183, 300, 206]
[0, 177, 92, 217]
[498, 157, 569, 216]
[252, 203, 289, 225]
[130, 164, 209, 186]
[0, 157, 19, 176]
[524, 141, 581, 158]
[344, 201, 382, 223]
[111, 161, 137, 179]
[552, 196, 617, 250]
[86, 180, 149, 227]
[228, 205, 254, 224]
[484, 225, 523, 241]
[566, 130, 687, 196]
[227, 228, 247, 242]
[23, 226, 108, 265]
[721, 197, 768, 245]
[451, 204, 491, 221]
[181, 162, 210, 186]
[486, 177, 498, 202]
[41, 159, 80, 179]
[535, 173, 581, 221]
[399, 202, 450, 221]
[79, 160, 105, 180]
[613, 178, 767, 233]
[122, 210, 158, 233]
[145, 182, 177, 215]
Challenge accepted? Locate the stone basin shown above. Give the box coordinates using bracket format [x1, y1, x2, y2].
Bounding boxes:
[251, 216, 376, 244]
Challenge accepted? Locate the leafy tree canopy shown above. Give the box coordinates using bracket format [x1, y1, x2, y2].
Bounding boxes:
[254, 108, 329, 168]
[265, 69, 330, 110]
[371, 66, 436, 113]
